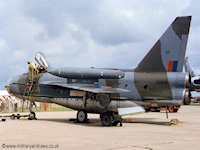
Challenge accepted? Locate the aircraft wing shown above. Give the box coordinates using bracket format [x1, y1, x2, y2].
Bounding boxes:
[40, 81, 130, 94]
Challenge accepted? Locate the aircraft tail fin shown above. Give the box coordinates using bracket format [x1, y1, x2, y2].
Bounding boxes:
[135, 16, 191, 72]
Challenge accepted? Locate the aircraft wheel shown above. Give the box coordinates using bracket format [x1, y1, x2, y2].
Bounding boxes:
[101, 113, 111, 126]
[28, 112, 36, 120]
[17, 114, 21, 119]
[77, 110, 87, 123]
[184, 99, 191, 105]
[10, 114, 15, 120]
[2, 119, 6, 122]
[112, 121, 119, 126]
[173, 108, 179, 112]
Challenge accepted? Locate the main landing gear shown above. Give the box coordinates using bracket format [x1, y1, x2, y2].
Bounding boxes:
[100, 112, 122, 127]
[75, 111, 122, 126]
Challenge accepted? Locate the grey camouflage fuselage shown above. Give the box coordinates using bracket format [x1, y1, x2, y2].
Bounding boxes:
[6, 16, 192, 114]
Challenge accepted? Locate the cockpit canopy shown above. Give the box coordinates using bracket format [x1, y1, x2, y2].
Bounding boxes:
[35, 52, 50, 69]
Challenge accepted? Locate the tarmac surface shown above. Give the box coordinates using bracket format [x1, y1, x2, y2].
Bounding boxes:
[0, 105, 200, 150]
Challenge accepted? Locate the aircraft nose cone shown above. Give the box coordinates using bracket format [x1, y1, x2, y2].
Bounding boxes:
[4, 84, 10, 93]
[5, 76, 20, 95]
[5, 78, 12, 94]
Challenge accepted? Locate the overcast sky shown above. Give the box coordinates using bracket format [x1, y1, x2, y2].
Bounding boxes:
[0, 0, 200, 90]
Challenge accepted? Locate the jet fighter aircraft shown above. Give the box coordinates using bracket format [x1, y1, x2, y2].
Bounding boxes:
[6, 16, 192, 126]
[184, 57, 200, 93]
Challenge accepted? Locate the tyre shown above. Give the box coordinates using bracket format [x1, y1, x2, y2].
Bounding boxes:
[184, 99, 191, 105]
[101, 113, 111, 126]
[112, 121, 119, 126]
[28, 112, 36, 120]
[173, 108, 179, 112]
[77, 110, 87, 123]
[17, 114, 21, 119]
[10, 114, 15, 120]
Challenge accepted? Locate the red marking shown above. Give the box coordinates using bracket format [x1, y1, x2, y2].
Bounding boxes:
[26, 85, 31, 91]
[101, 86, 112, 89]
[168, 106, 174, 113]
[167, 61, 173, 72]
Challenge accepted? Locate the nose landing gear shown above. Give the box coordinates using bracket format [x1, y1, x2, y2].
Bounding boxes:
[9, 102, 37, 120]
[28, 112, 36, 120]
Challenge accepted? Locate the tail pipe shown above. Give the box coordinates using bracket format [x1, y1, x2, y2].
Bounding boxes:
[184, 74, 191, 89]
[183, 90, 192, 105]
